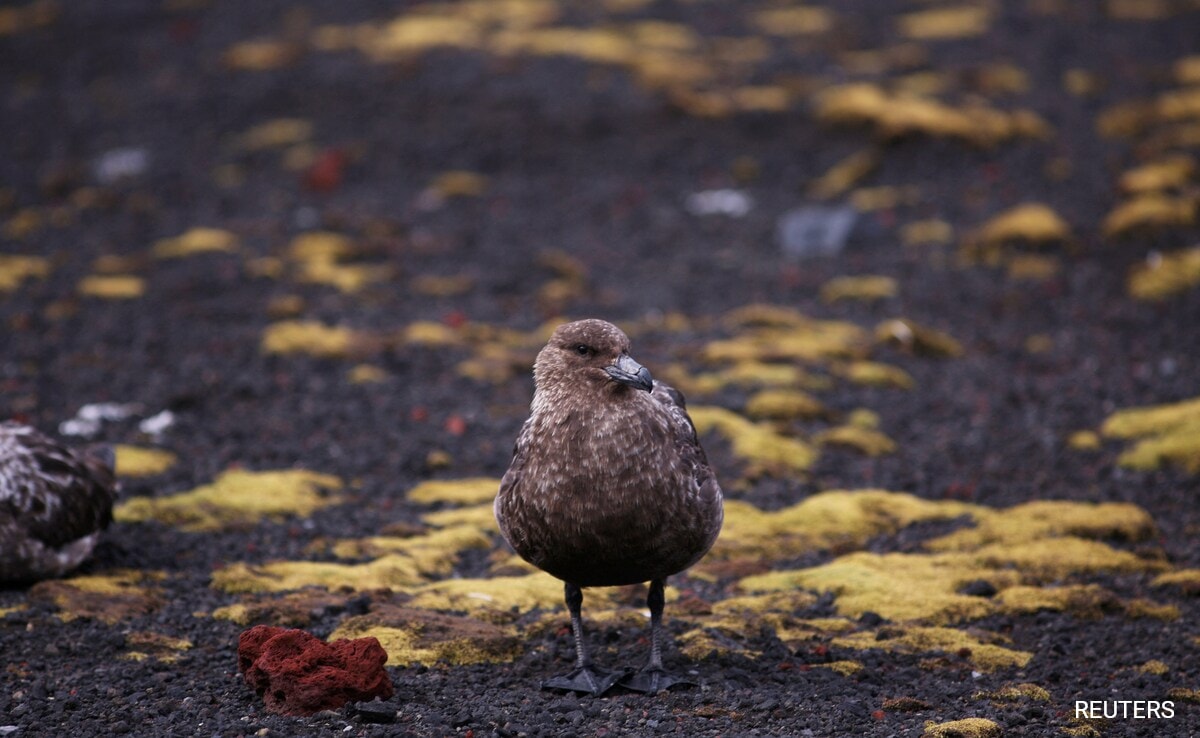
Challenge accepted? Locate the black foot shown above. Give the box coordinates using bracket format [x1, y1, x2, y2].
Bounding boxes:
[542, 666, 630, 696]
[618, 667, 695, 693]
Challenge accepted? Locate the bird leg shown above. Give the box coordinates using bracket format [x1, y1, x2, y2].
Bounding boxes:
[619, 578, 695, 693]
[542, 582, 627, 696]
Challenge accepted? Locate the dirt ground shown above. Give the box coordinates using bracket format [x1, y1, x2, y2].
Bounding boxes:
[2, 1, 1200, 736]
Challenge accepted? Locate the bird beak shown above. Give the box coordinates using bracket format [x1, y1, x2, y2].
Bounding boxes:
[605, 353, 654, 392]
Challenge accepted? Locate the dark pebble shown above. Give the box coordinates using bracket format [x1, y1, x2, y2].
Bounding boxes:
[960, 579, 998, 597]
[351, 698, 400, 724]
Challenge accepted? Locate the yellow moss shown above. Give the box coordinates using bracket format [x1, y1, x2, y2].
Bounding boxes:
[1061, 721, 1103, 738]
[245, 256, 285, 279]
[921, 718, 1002, 738]
[976, 203, 1071, 245]
[207, 589, 358, 626]
[429, 170, 489, 198]
[1123, 599, 1180, 621]
[1099, 397, 1200, 473]
[751, 6, 834, 35]
[223, 38, 298, 71]
[1007, 254, 1060, 281]
[815, 425, 897, 456]
[211, 554, 427, 594]
[995, 584, 1116, 617]
[114, 469, 342, 531]
[744, 389, 826, 420]
[849, 184, 921, 212]
[1103, 194, 1196, 238]
[421, 502, 497, 532]
[152, 228, 238, 258]
[0, 254, 50, 291]
[1166, 688, 1200, 704]
[236, 118, 313, 150]
[3, 209, 43, 240]
[401, 320, 463, 346]
[289, 231, 354, 262]
[287, 231, 391, 293]
[1136, 659, 1169, 675]
[976, 683, 1051, 702]
[925, 499, 1156, 551]
[298, 259, 392, 293]
[1099, 398, 1200, 439]
[677, 627, 761, 661]
[659, 361, 830, 397]
[820, 275, 897, 303]
[837, 361, 915, 390]
[1151, 568, 1200, 593]
[821, 660, 864, 676]
[898, 6, 991, 40]
[77, 275, 145, 299]
[494, 26, 633, 65]
[411, 274, 475, 297]
[1068, 430, 1102, 450]
[114, 446, 177, 477]
[121, 631, 193, 663]
[261, 320, 360, 357]
[406, 573, 621, 620]
[973, 536, 1157, 579]
[711, 490, 977, 564]
[348, 364, 387, 384]
[902, 219, 954, 246]
[1129, 246, 1200, 300]
[808, 149, 879, 200]
[876, 319, 963, 357]
[330, 525, 491, 562]
[743, 551, 999, 624]
[210, 603, 250, 624]
[815, 83, 1048, 145]
[407, 477, 501, 505]
[734, 493, 1162, 626]
[1120, 154, 1195, 193]
[703, 319, 871, 364]
[30, 570, 166, 624]
[1102, 396, 1200, 438]
[709, 590, 819, 616]
[331, 607, 520, 666]
[1116, 426, 1200, 473]
[840, 626, 1029, 673]
[688, 406, 818, 476]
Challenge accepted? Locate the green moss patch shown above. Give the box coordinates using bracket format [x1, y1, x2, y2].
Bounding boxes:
[330, 605, 521, 666]
[29, 570, 166, 624]
[115, 469, 343, 531]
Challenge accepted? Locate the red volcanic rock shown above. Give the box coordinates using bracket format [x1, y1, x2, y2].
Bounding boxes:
[237, 625, 393, 716]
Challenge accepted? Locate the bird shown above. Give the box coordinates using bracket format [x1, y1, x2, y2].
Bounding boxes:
[495, 319, 723, 695]
[0, 421, 118, 584]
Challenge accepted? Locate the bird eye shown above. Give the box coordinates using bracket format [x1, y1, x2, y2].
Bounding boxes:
[574, 344, 591, 356]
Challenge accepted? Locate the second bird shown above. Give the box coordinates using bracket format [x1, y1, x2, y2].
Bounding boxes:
[495, 319, 724, 695]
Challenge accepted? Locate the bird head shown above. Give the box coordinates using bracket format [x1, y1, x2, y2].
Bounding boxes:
[534, 319, 653, 395]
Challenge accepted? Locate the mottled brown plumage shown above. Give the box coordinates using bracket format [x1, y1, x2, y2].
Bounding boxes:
[0, 422, 117, 584]
[495, 319, 723, 694]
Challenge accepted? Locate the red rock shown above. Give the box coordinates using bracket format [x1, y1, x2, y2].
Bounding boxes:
[237, 625, 393, 716]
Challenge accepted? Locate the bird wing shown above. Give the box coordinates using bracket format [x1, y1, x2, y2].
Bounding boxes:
[0, 426, 116, 549]
[651, 381, 721, 497]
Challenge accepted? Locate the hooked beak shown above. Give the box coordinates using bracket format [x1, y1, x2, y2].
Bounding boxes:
[604, 352, 653, 392]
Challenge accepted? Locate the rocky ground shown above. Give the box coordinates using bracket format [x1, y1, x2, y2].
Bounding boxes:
[2, 0, 1200, 736]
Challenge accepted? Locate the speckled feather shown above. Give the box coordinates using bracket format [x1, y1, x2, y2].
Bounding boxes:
[495, 320, 723, 588]
[0, 422, 117, 583]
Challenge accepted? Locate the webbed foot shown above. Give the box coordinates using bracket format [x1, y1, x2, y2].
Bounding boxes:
[542, 665, 630, 696]
[618, 667, 695, 693]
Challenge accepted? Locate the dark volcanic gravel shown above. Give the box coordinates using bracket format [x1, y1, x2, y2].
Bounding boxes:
[3, 1, 1200, 737]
